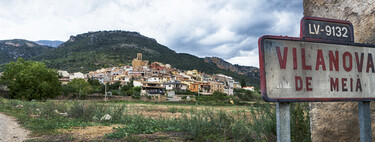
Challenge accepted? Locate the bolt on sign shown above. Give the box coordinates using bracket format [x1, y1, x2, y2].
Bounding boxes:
[259, 16, 375, 102]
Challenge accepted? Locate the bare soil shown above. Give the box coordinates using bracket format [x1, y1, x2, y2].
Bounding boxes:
[0, 112, 30, 142]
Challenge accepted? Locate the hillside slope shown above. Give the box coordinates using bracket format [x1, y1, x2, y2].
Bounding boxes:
[0, 39, 53, 64]
[204, 57, 259, 80]
[1, 31, 259, 86]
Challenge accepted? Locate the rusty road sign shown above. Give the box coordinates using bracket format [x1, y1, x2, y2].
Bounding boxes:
[259, 36, 375, 102]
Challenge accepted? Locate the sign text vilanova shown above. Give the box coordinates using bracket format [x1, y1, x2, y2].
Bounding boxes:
[259, 17, 375, 102]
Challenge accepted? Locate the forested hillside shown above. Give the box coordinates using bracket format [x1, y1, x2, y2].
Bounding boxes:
[0, 31, 260, 86]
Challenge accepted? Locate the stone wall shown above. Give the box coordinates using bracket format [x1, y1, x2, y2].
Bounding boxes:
[304, 0, 375, 141]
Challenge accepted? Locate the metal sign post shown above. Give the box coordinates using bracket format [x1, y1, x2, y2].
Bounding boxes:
[259, 16, 373, 142]
[359, 101, 372, 142]
[276, 102, 291, 142]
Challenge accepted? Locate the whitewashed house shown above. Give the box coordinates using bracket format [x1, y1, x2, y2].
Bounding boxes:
[147, 77, 160, 82]
[69, 72, 86, 80]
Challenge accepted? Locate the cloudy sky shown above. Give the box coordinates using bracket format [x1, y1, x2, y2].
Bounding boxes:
[0, 0, 303, 67]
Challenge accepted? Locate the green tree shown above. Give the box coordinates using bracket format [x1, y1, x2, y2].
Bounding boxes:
[87, 77, 103, 93]
[65, 78, 92, 98]
[121, 78, 134, 95]
[126, 86, 141, 98]
[0, 58, 62, 100]
[88, 77, 101, 86]
[108, 81, 121, 90]
[212, 91, 228, 101]
[234, 88, 260, 101]
[240, 79, 246, 87]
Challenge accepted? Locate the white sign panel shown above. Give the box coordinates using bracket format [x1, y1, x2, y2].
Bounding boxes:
[259, 36, 375, 102]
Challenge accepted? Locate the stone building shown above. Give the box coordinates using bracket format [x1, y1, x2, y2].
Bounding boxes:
[132, 53, 148, 71]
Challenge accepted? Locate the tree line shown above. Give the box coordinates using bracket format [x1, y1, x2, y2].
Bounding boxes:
[0, 58, 140, 100]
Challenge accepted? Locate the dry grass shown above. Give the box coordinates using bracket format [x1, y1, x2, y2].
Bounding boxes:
[55, 102, 253, 140]
[122, 103, 252, 118]
[57, 125, 120, 141]
[128, 132, 187, 142]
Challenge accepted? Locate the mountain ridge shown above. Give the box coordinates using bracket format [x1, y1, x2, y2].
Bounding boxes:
[0, 31, 260, 86]
[0, 39, 53, 64]
[204, 57, 259, 80]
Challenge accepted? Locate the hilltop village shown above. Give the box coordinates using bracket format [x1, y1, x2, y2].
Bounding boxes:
[57, 53, 253, 99]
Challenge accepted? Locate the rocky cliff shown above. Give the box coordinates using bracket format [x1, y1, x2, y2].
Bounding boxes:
[204, 57, 259, 80]
[304, 0, 375, 141]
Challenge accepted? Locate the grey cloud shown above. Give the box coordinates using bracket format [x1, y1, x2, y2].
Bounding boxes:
[165, 0, 302, 64]
[0, 0, 303, 67]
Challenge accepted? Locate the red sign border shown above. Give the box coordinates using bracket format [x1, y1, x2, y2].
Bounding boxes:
[258, 35, 375, 102]
[300, 16, 354, 43]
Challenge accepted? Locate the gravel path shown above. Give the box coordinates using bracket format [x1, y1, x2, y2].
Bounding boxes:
[0, 112, 29, 142]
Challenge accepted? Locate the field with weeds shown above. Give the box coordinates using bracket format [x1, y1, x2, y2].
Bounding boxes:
[0, 97, 310, 141]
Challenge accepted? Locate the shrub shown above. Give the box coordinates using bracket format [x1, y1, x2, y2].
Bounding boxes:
[108, 81, 121, 90]
[181, 96, 187, 100]
[195, 91, 233, 105]
[291, 102, 311, 142]
[121, 79, 134, 94]
[127, 87, 141, 99]
[40, 101, 62, 119]
[111, 90, 119, 96]
[249, 102, 277, 141]
[176, 90, 197, 95]
[234, 88, 260, 101]
[87, 77, 101, 86]
[132, 95, 140, 99]
[1, 58, 62, 100]
[65, 79, 92, 99]
[146, 95, 152, 100]
[91, 84, 104, 94]
[169, 107, 177, 113]
[0, 97, 310, 141]
[68, 101, 88, 119]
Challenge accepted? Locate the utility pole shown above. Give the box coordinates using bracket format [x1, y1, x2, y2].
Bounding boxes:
[196, 84, 200, 106]
[105, 83, 107, 100]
